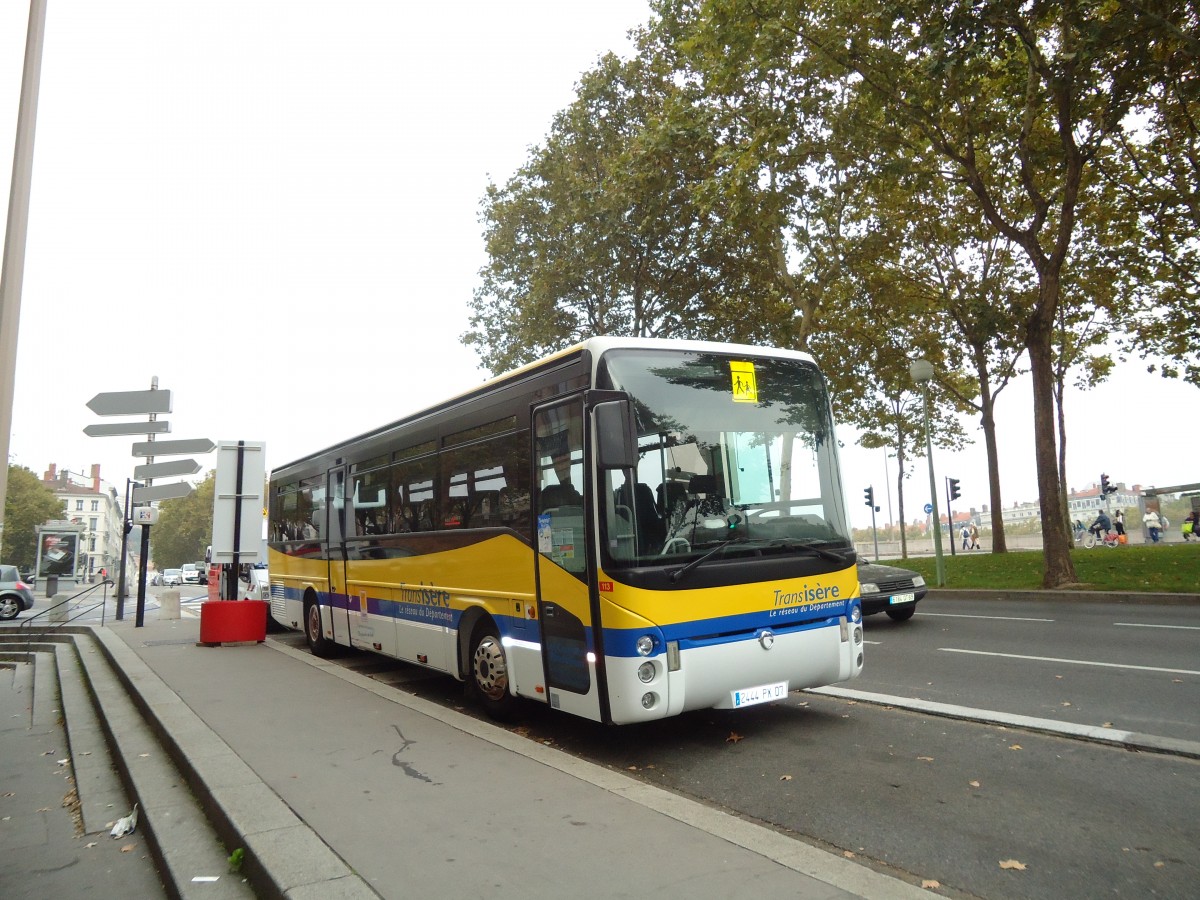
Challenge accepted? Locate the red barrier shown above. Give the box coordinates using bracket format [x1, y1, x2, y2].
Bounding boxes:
[199, 600, 267, 645]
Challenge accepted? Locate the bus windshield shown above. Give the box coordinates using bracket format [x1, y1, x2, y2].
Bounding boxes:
[597, 349, 852, 566]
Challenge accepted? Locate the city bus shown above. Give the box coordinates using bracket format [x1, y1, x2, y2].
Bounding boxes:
[266, 337, 863, 724]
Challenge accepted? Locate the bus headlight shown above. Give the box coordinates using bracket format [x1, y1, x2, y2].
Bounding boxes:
[635, 635, 655, 657]
[637, 661, 655, 683]
[641, 692, 657, 709]
[850, 604, 862, 624]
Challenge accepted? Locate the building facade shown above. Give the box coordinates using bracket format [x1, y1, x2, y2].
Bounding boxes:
[41, 464, 125, 581]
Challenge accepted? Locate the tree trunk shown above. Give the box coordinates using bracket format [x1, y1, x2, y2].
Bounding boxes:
[974, 352, 1008, 554]
[1027, 314, 1078, 587]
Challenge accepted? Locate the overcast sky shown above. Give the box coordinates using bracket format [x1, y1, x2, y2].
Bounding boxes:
[3, 1, 1196, 531]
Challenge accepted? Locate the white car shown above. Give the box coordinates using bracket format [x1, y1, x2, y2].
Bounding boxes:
[162, 568, 184, 586]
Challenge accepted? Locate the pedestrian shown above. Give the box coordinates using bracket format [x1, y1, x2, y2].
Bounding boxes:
[960, 524, 970, 550]
[1143, 509, 1162, 543]
[1183, 511, 1198, 542]
[968, 522, 980, 549]
[1113, 509, 1125, 537]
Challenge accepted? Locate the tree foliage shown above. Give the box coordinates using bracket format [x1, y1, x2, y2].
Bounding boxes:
[2, 465, 65, 571]
[151, 472, 215, 569]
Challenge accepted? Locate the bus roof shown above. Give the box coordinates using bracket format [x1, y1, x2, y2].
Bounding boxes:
[272, 337, 815, 479]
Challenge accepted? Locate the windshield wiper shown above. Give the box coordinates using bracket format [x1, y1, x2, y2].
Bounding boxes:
[669, 539, 738, 584]
[768, 539, 849, 562]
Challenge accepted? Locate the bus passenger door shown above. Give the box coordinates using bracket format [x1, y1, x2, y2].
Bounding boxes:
[533, 399, 604, 722]
[326, 466, 354, 644]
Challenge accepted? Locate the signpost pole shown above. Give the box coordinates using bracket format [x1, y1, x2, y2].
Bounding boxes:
[135, 523, 150, 627]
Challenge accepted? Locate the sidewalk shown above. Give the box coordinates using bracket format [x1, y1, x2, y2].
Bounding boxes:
[105, 610, 926, 899]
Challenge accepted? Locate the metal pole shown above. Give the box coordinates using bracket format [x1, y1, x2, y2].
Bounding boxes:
[135, 522, 150, 627]
[116, 477, 132, 619]
[0, 0, 48, 549]
[922, 386, 946, 586]
[870, 498, 879, 561]
[946, 476, 956, 557]
[226, 441, 246, 600]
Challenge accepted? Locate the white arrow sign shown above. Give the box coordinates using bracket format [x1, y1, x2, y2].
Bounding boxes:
[84, 420, 171, 437]
[131, 438, 215, 457]
[134, 459, 201, 480]
[133, 482, 193, 503]
[86, 389, 172, 416]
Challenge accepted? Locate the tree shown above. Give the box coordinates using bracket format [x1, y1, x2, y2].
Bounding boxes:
[467, 51, 777, 373]
[698, 0, 1178, 587]
[151, 473, 215, 569]
[2, 465, 65, 571]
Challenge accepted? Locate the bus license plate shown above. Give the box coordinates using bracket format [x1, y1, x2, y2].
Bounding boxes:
[732, 681, 788, 708]
[889, 592, 915, 605]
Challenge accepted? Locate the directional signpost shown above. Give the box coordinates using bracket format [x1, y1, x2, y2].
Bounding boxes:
[84, 380, 213, 625]
[87, 389, 172, 416]
[84, 420, 171, 437]
[133, 482, 195, 503]
[132, 438, 215, 457]
[133, 458, 201, 480]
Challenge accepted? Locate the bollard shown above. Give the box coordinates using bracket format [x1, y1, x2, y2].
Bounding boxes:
[160, 589, 181, 620]
[44, 574, 58, 598]
[49, 592, 68, 623]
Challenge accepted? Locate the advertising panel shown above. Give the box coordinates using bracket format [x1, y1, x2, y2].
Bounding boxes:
[37, 531, 80, 579]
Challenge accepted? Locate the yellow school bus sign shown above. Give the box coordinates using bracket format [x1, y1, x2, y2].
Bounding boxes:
[729, 361, 758, 403]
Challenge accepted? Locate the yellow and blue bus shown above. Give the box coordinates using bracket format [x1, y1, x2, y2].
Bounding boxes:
[267, 337, 863, 724]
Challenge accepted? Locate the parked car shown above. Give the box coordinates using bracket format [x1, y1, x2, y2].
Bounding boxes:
[181, 563, 207, 585]
[857, 558, 927, 622]
[163, 568, 184, 586]
[0, 564, 37, 620]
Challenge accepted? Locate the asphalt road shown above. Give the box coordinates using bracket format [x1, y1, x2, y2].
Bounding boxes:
[269, 596, 1199, 900]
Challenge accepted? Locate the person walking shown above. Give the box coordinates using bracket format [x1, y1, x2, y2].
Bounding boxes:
[968, 522, 980, 549]
[1183, 511, 1198, 542]
[960, 524, 970, 550]
[1143, 509, 1162, 543]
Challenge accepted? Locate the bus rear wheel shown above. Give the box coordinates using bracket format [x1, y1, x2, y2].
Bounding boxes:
[469, 621, 518, 721]
[305, 599, 335, 658]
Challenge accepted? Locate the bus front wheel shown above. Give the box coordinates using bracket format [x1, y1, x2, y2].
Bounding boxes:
[305, 600, 335, 658]
[469, 621, 518, 721]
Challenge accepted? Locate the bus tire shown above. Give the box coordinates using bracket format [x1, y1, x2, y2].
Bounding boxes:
[885, 605, 916, 622]
[304, 598, 335, 658]
[469, 620, 518, 721]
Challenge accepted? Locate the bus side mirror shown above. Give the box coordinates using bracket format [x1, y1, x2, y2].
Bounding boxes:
[595, 400, 637, 470]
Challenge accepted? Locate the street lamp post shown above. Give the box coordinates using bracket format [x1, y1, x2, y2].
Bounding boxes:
[909, 358, 946, 587]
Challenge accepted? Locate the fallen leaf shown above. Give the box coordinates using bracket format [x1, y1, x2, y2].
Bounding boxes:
[627, 765, 639, 771]
[120, 843, 136, 852]
[138, 753, 150, 758]
[999, 859, 1026, 871]
[1061, 702, 1072, 707]
[1154, 861, 1165, 868]
[1009, 744, 1023, 751]
[1172, 679, 1182, 684]
[56, 758, 69, 766]
[780, 774, 793, 781]
[843, 850, 856, 858]
[85, 841, 98, 848]
[969, 780, 981, 788]
[917, 756, 934, 762]
[922, 880, 941, 889]
[726, 731, 744, 743]
[2, 792, 14, 798]
[37, 807, 51, 812]
[1102, 722, 1114, 728]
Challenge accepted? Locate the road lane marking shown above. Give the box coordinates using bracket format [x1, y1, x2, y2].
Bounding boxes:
[807, 686, 1200, 759]
[921, 613, 1055, 622]
[940, 647, 1200, 676]
[1114, 622, 1200, 631]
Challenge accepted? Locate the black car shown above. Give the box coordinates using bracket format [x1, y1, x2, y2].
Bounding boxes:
[857, 558, 927, 621]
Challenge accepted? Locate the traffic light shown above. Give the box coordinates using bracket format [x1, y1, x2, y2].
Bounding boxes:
[1100, 473, 1117, 495]
[948, 478, 961, 501]
[864, 486, 874, 508]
